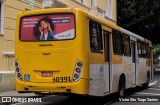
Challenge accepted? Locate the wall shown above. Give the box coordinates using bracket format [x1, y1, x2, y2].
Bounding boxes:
[0, 0, 117, 92]
[0, 0, 41, 92]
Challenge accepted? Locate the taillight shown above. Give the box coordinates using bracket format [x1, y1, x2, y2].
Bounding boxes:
[73, 59, 83, 82]
[76, 68, 81, 73]
[16, 67, 19, 72]
[15, 60, 22, 80]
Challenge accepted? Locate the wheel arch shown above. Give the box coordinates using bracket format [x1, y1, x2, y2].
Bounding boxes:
[119, 73, 126, 87]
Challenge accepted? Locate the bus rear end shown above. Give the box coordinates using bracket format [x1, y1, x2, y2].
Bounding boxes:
[15, 8, 89, 95]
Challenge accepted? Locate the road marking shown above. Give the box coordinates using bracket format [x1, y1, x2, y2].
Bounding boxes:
[136, 92, 160, 96]
[149, 88, 160, 91]
[149, 78, 160, 86]
[149, 82, 156, 86]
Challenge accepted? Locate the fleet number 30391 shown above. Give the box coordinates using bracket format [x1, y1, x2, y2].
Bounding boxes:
[53, 77, 71, 82]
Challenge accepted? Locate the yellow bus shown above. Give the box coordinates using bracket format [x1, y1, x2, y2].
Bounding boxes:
[15, 8, 153, 97]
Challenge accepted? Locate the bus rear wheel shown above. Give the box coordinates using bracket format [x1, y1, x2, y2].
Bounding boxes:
[118, 76, 125, 97]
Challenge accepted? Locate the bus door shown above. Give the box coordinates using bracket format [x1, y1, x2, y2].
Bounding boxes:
[131, 41, 136, 85]
[103, 30, 110, 93]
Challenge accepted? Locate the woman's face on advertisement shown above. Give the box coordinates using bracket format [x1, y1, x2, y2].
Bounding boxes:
[40, 20, 48, 29]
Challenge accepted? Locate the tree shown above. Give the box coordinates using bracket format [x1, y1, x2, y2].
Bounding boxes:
[117, 0, 160, 44]
[153, 44, 160, 62]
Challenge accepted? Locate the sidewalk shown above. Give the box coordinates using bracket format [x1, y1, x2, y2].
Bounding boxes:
[0, 71, 15, 93]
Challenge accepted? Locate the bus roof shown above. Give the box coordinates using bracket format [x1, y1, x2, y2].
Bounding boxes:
[85, 9, 152, 45]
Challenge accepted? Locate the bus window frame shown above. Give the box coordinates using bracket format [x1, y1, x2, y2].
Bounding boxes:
[122, 33, 131, 57]
[19, 13, 76, 42]
[142, 42, 147, 58]
[89, 20, 103, 53]
[112, 29, 123, 55]
[137, 40, 142, 58]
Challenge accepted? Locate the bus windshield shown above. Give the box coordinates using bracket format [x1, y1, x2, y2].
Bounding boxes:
[20, 14, 75, 41]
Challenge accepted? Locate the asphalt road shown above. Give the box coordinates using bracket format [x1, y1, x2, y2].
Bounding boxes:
[5, 73, 160, 105]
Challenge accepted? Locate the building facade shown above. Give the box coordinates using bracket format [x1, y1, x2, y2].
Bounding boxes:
[0, 0, 116, 92]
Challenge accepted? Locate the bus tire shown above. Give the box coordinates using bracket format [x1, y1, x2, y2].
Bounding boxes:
[143, 72, 150, 89]
[118, 76, 125, 97]
[35, 92, 42, 95]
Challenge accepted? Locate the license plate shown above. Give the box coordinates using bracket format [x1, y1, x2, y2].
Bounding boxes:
[41, 71, 53, 77]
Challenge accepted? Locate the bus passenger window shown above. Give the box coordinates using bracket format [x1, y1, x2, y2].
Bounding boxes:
[123, 34, 131, 56]
[144, 43, 148, 58]
[89, 20, 103, 52]
[142, 42, 146, 58]
[112, 30, 122, 55]
[147, 46, 151, 58]
[137, 41, 142, 58]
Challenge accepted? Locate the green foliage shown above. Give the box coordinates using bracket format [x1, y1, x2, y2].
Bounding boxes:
[153, 44, 160, 54]
[117, 0, 160, 44]
[117, 0, 160, 27]
[153, 44, 160, 60]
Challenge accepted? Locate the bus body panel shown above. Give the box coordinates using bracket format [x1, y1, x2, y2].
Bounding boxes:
[15, 8, 89, 95]
[15, 8, 153, 97]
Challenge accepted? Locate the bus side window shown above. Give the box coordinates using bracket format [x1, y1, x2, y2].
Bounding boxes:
[89, 20, 103, 52]
[147, 46, 151, 59]
[142, 42, 146, 58]
[145, 43, 149, 58]
[112, 30, 123, 55]
[123, 34, 131, 56]
[137, 40, 142, 58]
